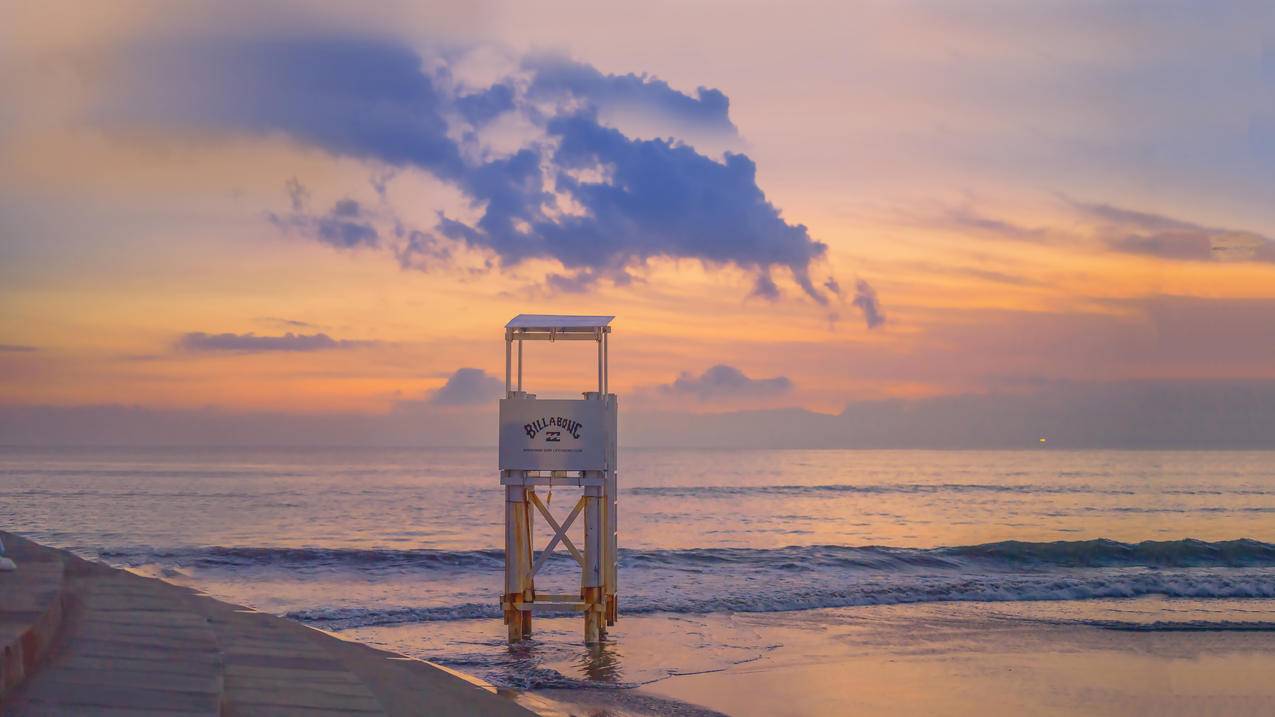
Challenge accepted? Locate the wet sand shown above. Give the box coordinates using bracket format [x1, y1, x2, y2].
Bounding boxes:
[519, 599, 1275, 716]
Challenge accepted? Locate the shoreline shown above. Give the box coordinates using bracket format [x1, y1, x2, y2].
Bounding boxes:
[7, 532, 1275, 715]
[0, 531, 555, 716]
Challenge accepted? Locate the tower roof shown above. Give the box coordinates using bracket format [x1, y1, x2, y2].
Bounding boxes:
[506, 314, 614, 331]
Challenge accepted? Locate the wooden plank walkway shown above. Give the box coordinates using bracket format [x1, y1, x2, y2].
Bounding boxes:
[12, 573, 224, 715]
[0, 546, 64, 696]
[0, 533, 549, 717]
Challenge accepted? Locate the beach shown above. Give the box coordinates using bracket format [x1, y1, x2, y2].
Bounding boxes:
[5, 534, 1274, 716]
[8, 4, 1275, 712]
[4, 446, 1275, 715]
[638, 600, 1275, 716]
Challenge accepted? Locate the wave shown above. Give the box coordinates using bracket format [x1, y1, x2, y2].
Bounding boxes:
[99, 538, 1275, 573]
[1081, 620, 1275, 632]
[628, 483, 1275, 498]
[288, 571, 1275, 629]
[99, 545, 508, 571]
[937, 538, 1275, 568]
[90, 539, 1275, 631]
[627, 483, 1140, 497]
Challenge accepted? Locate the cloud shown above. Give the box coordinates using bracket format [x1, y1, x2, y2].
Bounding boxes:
[525, 54, 736, 135]
[285, 177, 309, 212]
[269, 192, 379, 249]
[901, 199, 1275, 266]
[434, 111, 831, 300]
[177, 332, 374, 353]
[628, 379, 1275, 449]
[393, 227, 453, 271]
[12, 378, 1273, 449]
[659, 364, 792, 402]
[428, 367, 504, 405]
[940, 206, 1047, 241]
[852, 279, 886, 329]
[1070, 200, 1275, 263]
[103, 32, 836, 304]
[256, 317, 319, 329]
[108, 36, 467, 179]
[0, 344, 38, 352]
[455, 83, 516, 127]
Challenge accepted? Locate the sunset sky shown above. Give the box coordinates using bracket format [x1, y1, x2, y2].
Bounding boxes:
[3, 2, 1274, 446]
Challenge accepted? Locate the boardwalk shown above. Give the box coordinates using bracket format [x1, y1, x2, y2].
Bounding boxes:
[0, 532, 547, 716]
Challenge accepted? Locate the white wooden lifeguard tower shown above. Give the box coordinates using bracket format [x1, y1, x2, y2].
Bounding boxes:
[499, 314, 618, 644]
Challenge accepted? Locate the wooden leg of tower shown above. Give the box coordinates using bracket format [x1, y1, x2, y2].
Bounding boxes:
[607, 469, 618, 626]
[505, 481, 529, 643]
[521, 487, 535, 638]
[599, 482, 611, 632]
[507, 606, 523, 643]
[584, 586, 602, 643]
[583, 480, 604, 643]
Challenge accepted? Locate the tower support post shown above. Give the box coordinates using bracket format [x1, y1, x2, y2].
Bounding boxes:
[503, 476, 535, 642]
[582, 478, 604, 643]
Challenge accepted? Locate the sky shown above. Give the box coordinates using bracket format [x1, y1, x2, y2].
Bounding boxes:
[2, 1, 1274, 447]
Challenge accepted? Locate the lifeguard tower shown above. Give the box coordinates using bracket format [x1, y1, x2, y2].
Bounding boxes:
[498, 314, 618, 644]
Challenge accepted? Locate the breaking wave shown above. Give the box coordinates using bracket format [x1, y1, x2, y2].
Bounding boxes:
[99, 538, 1275, 572]
[287, 570, 1275, 630]
[1081, 620, 1275, 632]
[627, 483, 1275, 497]
[99, 545, 509, 571]
[97, 538, 1275, 630]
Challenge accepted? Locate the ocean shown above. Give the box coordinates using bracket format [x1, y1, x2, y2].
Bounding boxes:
[3, 446, 1275, 703]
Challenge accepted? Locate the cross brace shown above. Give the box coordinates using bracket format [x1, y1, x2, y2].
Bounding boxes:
[529, 495, 586, 578]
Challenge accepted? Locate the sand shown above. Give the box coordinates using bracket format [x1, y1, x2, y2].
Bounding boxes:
[622, 601, 1275, 716]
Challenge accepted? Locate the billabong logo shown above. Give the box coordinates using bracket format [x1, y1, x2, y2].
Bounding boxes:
[524, 417, 582, 440]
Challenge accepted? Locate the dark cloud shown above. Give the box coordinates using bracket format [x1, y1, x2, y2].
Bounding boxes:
[428, 367, 504, 406]
[525, 55, 736, 135]
[285, 177, 309, 211]
[660, 364, 792, 402]
[111, 36, 466, 179]
[751, 271, 781, 301]
[177, 332, 374, 353]
[106, 33, 835, 304]
[0, 344, 38, 352]
[434, 111, 830, 300]
[852, 279, 886, 329]
[393, 228, 452, 271]
[270, 195, 379, 249]
[455, 83, 515, 127]
[544, 268, 604, 293]
[1070, 200, 1275, 263]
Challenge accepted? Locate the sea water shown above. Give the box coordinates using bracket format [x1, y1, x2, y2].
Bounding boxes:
[3, 447, 1274, 693]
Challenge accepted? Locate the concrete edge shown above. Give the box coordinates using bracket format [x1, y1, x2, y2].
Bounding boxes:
[0, 533, 68, 700]
[3, 534, 555, 717]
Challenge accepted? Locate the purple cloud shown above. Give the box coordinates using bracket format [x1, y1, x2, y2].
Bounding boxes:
[852, 280, 886, 329]
[177, 332, 375, 353]
[660, 364, 793, 402]
[104, 33, 837, 304]
[428, 368, 504, 406]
